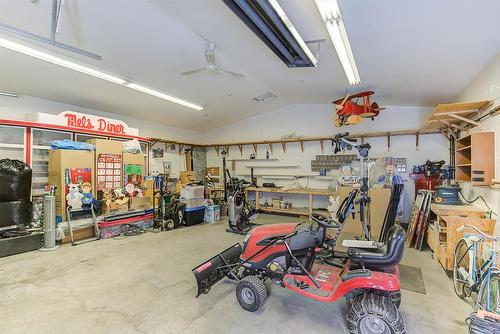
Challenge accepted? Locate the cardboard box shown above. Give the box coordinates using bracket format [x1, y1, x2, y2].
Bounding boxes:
[48, 150, 94, 221]
[87, 139, 123, 200]
[180, 171, 195, 184]
[143, 179, 155, 207]
[129, 196, 152, 210]
[100, 200, 129, 215]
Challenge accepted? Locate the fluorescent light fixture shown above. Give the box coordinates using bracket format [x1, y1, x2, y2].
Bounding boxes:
[267, 0, 318, 67]
[125, 83, 203, 111]
[315, 0, 360, 85]
[0, 90, 19, 98]
[224, 0, 317, 67]
[0, 36, 204, 110]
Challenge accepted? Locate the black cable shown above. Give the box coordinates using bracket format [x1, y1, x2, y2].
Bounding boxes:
[459, 190, 497, 218]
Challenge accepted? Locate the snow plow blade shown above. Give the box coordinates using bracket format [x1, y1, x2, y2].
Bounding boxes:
[192, 243, 242, 297]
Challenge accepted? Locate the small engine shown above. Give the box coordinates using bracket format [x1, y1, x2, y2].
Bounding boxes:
[266, 256, 286, 276]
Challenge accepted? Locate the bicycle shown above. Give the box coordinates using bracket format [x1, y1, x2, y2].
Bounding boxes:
[453, 224, 499, 313]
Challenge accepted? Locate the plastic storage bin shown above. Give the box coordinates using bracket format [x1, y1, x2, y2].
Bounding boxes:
[181, 197, 204, 208]
[184, 206, 205, 226]
[181, 185, 204, 199]
[98, 214, 153, 239]
[204, 205, 221, 223]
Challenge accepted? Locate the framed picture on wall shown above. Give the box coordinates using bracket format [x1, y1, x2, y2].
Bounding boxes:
[163, 161, 172, 174]
[152, 148, 164, 158]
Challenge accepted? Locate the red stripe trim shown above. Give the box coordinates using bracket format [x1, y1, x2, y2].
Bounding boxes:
[25, 127, 31, 165]
[0, 118, 152, 142]
[98, 213, 154, 227]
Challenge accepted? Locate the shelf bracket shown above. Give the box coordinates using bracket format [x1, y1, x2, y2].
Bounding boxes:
[178, 144, 184, 155]
[268, 143, 273, 155]
[448, 114, 479, 126]
[319, 139, 324, 153]
[224, 145, 229, 154]
[238, 144, 243, 156]
[299, 141, 304, 152]
[215, 146, 220, 156]
[416, 132, 419, 151]
[252, 143, 257, 154]
[281, 141, 286, 153]
[387, 132, 391, 151]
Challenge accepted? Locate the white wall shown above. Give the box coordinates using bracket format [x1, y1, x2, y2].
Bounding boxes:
[455, 53, 500, 222]
[202, 104, 449, 221]
[0, 94, 201, 176]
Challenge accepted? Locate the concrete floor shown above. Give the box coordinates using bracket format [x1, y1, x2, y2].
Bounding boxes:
[0, 214, 472, 334]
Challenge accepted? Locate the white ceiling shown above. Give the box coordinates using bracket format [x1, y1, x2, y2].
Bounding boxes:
[0, 0, 498, 131]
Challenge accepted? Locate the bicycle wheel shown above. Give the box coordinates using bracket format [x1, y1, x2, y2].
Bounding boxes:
[477, 271, 500, 313]
[453, 239, 471, 299]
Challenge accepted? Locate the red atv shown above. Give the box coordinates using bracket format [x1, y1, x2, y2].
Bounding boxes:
[193, 192, 407, 334]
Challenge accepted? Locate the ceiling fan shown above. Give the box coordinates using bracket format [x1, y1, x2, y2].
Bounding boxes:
[181, 43, 244, 78]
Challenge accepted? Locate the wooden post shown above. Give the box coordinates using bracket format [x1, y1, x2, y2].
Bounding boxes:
[281, 141, 286, 153]
[320, 140, 324, 153]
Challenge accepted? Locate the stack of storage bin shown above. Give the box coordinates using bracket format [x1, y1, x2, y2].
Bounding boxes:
[180, 185, 205, 226]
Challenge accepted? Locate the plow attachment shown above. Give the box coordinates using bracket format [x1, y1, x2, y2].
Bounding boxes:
[192, 243, 242, 297]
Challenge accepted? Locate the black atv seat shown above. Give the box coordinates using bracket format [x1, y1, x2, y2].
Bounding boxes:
[347, 225, 406, 268]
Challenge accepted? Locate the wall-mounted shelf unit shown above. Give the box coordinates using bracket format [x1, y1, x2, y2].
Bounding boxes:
[245, 164, 298, 168]
[455, 131, 494, 185]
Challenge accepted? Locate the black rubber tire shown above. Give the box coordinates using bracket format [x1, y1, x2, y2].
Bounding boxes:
[453, 238, 469, 299]
[164, 219, 175, 231]
[346, 293, 406, 334]
[236, 276, 267, 312]
[389, 291, 401, 309]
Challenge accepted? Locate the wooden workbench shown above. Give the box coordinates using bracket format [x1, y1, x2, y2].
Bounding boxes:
[426, 203, 493, 271]
[246, 186, 391, 239]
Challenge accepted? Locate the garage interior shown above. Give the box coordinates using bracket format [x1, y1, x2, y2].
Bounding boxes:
[0, 1, 499, 333]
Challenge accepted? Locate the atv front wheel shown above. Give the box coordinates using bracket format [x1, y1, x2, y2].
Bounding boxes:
[236, 276, 267, 312]
[346, 293, 406, 334]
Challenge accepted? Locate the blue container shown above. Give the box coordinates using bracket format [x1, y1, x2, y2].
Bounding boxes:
[184, 206, 206, 226]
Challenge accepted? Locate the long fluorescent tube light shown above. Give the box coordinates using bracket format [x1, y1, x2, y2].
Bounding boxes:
[267, 0, 318, 67]
[315, 0, 360, 85]
[0, 36, 204, 110]
[0, 90, 20, 98]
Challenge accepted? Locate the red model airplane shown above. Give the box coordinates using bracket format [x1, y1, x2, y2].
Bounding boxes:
[332, 91, 384, 127]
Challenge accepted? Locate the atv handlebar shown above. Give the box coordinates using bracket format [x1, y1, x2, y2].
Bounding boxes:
[311, 213, 341, 229]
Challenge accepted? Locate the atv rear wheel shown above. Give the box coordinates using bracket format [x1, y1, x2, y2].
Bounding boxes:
[236, 276, 267, 312]
[346, 293, 406, 334]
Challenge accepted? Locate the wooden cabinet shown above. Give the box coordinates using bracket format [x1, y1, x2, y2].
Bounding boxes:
[455, 132, 494, 185]
[433, 215, 495, 270]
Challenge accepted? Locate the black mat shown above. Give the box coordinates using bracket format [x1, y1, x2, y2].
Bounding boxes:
[399, 264, 426, 294]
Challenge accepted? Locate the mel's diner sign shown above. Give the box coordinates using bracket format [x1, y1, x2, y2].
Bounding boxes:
[36, 111, 139, 136]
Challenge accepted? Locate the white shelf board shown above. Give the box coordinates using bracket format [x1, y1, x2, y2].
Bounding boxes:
[228, 158, 278, 161]
[0, 143, 24, 149]
[245, 165, 298, 168]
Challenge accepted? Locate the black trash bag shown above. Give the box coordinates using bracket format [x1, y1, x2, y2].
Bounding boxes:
[0, 159, 32, 202]
[0, 200, 33, 227]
